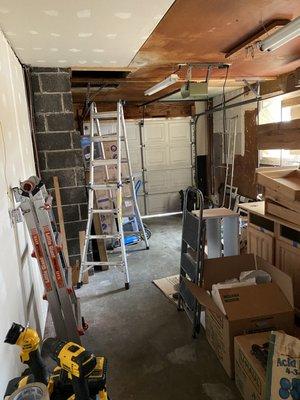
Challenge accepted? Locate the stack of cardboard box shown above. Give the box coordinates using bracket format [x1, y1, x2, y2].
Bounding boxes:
[185, 253, 295, 399]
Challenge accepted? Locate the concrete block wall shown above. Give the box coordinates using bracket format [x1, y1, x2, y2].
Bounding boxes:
[31, 67, 87, 265]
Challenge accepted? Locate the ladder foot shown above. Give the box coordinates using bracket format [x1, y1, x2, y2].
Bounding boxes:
[146, 246, 150, 250]
[77, 282, 83, 289]
[125, 282, 130, 290]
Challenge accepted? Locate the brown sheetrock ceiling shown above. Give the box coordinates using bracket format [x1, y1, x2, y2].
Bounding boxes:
[72, 0, 300, 103]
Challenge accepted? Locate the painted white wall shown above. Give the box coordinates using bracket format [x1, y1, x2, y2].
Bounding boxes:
[0, 30, 47, 397]
[195, 102, 208, 156]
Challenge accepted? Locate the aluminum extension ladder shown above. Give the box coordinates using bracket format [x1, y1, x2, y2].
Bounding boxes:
[79, 100, 149, 289]
[178, 187, 206, 338]
[13, 176, 85, 344]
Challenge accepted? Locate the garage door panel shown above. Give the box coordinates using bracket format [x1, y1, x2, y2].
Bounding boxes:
[144, 147, 169, 170]
[146, 193, 181, 214]
[169, 120, 190, 142]
[168, 168, 192, 191]
[128, 146, 142, 173]
[143, 121, 168, 145]
[126, 122, 140, 146]
[144, 170, 169, 193]
[169, 146, 191, 168]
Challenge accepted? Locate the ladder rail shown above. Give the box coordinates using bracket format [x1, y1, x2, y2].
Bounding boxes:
[79, 101, 150, 289]
[120, 105, 149, 249]
[117, 101, 130, 288]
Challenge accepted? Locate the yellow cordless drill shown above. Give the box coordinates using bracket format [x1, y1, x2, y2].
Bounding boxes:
[4, 323, 108, 400]
[43, 338, 108, 400]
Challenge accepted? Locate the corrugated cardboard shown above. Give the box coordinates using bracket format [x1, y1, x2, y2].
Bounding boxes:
[184, 254, 294, 378]
[234, 332, 269, 400]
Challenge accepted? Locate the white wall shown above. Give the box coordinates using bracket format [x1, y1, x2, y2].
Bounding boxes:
[195, 102, 208, 156]
[0, 31, 47, 397]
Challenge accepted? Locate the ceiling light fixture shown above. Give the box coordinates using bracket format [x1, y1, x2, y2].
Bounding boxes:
[144, 74, 179, 96]
[259, 16, 300, 52]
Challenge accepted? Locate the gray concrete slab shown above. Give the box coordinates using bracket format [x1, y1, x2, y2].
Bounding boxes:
[76, 215, 241, 400]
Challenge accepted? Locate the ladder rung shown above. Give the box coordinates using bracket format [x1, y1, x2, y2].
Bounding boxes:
[83, 261, 124, 267]
[89, 234, 120, 240]
[90, 183, 119, 190]
[92, 159, 118, 167]
[92, 159, 128, 167]
[91, 135, 125, 143]
[123, 231, 142, 235]
[93, 111, 117, 119]
[92, 209, 118, 214]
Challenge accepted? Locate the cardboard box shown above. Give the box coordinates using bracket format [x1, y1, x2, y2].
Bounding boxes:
[184, 254, 294, 378]
[234, 332, 269, 400]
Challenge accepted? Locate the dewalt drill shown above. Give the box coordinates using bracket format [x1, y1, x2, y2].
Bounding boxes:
[43, 338, 108, 400]
[4, 323, 108, 400]
[4, 322, 48, 388]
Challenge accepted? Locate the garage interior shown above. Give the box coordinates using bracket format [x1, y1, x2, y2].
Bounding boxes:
[0, 1, 300, 399]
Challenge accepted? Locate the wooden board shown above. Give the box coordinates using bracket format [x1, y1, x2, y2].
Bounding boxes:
[265, 187, 300, 214]
[266, 199, 300, 227]
[257, 118, 300, 149]
[238, 201, 300, 233]
[256, 167, 300, 201]
[193, 207, 238, 219]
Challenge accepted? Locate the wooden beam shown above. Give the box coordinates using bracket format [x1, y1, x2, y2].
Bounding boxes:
[257, 119, 300, 149]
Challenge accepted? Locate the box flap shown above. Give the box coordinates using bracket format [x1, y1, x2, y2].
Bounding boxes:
[203, 254, 256, 290]
[256, 256, 294, 307]
[183, 278, 224, 318]
[219, 283, 293, 321]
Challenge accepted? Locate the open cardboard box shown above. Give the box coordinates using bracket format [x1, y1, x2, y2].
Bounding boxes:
[184, 254, 294, 378]
[256, 167, 300, 201]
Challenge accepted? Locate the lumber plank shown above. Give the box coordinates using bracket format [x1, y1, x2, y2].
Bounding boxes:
[257, 119, 300, 149]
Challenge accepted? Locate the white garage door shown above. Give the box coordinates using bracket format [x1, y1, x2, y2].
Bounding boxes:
[84, 117, 194, 215]
[126, 117, 193, 215]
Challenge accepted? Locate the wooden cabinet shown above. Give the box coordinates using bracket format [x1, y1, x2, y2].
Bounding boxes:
[276, 239, 300, 312]
[247, 224, 274, 264]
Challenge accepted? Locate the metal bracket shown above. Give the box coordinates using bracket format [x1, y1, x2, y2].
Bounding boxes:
[9, 207, 23, 225]
[242, 79, 260, 98]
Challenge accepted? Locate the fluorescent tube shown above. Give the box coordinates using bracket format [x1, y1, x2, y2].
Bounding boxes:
[144, 74, 179, 96]
[260, 16, 300, 52]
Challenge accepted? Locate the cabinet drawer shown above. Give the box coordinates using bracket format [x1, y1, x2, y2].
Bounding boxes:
[275, 239, 300, 311]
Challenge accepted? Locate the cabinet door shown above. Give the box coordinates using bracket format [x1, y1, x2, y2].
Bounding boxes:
[247, 225, 274, 264]
[276, 239, 300, 311]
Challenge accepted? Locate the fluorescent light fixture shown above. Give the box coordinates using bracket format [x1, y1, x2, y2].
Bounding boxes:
[144, 74, 179, 96]
[260, 16, 300, 52]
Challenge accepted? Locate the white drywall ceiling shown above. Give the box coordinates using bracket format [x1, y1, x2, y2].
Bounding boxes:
[0, 0, 174, 67]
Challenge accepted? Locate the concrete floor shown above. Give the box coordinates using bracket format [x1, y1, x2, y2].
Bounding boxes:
[76, 215, 241, 400]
